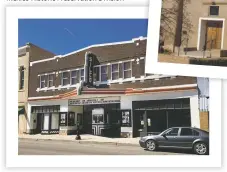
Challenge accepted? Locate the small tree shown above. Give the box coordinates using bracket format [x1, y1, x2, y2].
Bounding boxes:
[160, 0, 193, 53]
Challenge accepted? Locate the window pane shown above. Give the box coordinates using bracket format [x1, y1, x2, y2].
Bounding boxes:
[80, 69, 84, 81]
[112, 72, 119, 80]
[81, 69, 84, 77]
[101, 74, 108, 81]
[166, 128, 179, 136]
[48, 80, 53, 87]
[193, 130, 200, 136]
[210, 6, 219, 15]
[41, 75, 45, 81]
[124, 70, 131, 79]
[51, 113, 59, 130]
[41, 81, 45, 88]
[101, 66, 107, 74]
[20, 69, 24, 89]
[71, 78, 77, 85]
[71, 70, 77, 77]
[49, 74, 54, 80]
[62, 72, 69, 78]
[63, 78, 69, 85]
[123, 62, 131, 70]
[93, 67, 100, 82]
[112, 64, 118, 72]
[180, 128, 193, 136]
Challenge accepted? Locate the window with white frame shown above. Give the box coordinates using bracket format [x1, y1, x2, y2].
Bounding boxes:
[111, 63, 119, 80]
[62, 72, 70, 86]
[101, 65, 108, 82]
[71, 70, 78, 85]
[123, 61, 132, 79]
[80, 69, 84, 81]
[40, 75, 46, 88]
[48, 74, 54, 87]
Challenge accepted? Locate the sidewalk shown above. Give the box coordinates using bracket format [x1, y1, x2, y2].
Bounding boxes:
[19, 134, 140, 147]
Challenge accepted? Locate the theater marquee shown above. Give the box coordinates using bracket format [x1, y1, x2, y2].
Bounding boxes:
[68, 97, 121, 105]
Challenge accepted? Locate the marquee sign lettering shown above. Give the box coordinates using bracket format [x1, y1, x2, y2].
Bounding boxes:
[68, 97, 120, 105]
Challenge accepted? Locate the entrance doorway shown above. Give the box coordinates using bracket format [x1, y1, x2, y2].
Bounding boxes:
[206, 21, 223, 49]
[198, 18, 224, 51]
[83, 103, 121, 137]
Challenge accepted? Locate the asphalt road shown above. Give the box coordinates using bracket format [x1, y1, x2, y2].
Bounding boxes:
[18, 139, 193, 155]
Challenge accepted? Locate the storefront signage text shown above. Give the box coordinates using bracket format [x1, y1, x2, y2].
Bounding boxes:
[69, 98, 120, 105]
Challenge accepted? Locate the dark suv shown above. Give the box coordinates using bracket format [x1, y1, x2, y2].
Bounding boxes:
[139, 127, 209, 155]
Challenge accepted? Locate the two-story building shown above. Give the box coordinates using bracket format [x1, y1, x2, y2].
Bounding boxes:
[24, 37, 208, 138]
[18, 43, 55, 134]
[161, 0, 227, 58]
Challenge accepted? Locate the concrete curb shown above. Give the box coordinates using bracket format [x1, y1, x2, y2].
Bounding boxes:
[19, 137, 139, 147]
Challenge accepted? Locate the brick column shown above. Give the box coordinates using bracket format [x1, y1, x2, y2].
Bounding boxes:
[200, 111, 209, 131]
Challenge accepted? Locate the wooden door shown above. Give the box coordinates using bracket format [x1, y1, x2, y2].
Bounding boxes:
[206, 21, 222, 49]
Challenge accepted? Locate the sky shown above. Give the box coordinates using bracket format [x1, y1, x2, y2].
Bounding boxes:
[19, 19, 148, 55]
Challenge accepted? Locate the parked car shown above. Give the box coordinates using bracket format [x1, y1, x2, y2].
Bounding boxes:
[139, 127, 209, 155]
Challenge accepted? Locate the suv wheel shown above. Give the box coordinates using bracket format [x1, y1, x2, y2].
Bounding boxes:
[146, 140, 156, 151]
[194, 142, 208, 155]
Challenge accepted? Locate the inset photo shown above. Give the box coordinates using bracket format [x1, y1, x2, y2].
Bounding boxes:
[146, 0, 227, 79]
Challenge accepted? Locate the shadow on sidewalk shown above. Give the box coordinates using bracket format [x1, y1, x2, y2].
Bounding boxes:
[144, 148, 195, 155]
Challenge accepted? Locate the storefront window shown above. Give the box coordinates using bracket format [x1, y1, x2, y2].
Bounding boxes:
[43, 107, 47, 113]
[68, 112, 75, 126]
[92, 114, 104, 124]
[51, 113, 59, 130]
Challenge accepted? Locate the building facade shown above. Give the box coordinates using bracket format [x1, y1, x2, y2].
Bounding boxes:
[18, 43, 55, 134]
[24, 37, 208, 137]
[162, 0, 227, 58]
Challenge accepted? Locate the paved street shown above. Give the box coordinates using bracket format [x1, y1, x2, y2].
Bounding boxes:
[19, 139, 192, 155]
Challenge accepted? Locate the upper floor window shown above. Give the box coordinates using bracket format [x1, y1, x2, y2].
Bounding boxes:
[19, 66, 24, 90]
[40, 75, 46, 88]
[48, 74, 54, 87]
[111, 63, 119, 80]
[93, 66, 100, 82]
[123, 61, 132, 79]
[80, 69, 84, 81]
[62, 72, 70, 86]
[71, 70, 78, 85]
[101, 65, 108, 82]
[209, 6, 219, 16]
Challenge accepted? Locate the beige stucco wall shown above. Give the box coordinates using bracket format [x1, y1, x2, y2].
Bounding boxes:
[162, 0, 227, 52]
[18, 51, 29, 105]
[18, 49, 29, 134]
